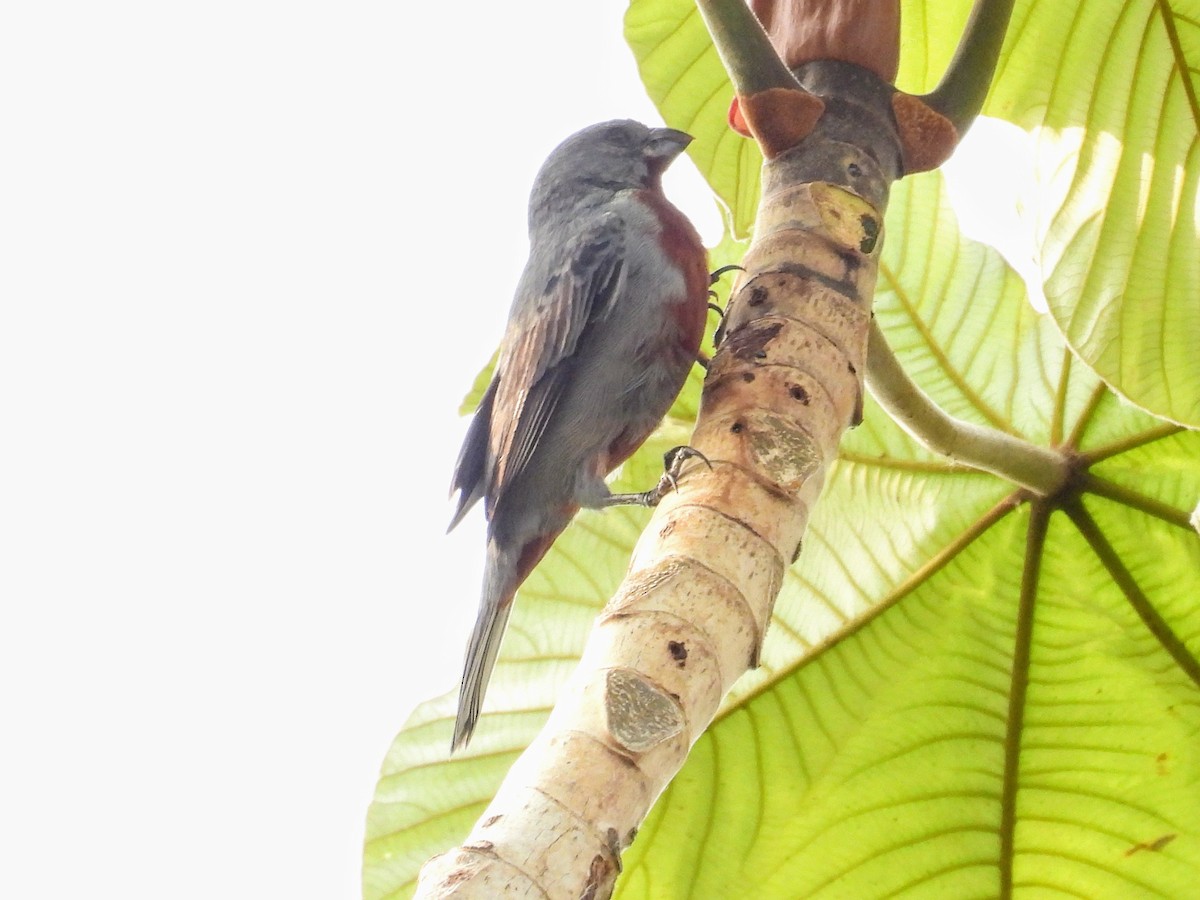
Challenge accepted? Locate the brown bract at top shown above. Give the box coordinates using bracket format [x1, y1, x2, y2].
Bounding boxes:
[732, 88, 826, 159]
[891, 92, 959, 174]
[750, 0, 900, 83]
[726, 0, 916, 162]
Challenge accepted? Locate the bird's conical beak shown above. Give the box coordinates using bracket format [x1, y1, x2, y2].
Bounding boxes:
[643, 127, 694, 163]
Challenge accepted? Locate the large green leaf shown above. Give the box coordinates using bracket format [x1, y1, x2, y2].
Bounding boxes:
[981, 0, 1200, 428]
[365, 2, 1200, 896]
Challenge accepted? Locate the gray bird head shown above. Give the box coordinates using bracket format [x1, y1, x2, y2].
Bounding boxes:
[528, 119, 693, 226]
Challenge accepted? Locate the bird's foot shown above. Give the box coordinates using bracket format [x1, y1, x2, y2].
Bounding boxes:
[709, 263, 744, 286]
[660, 444, 711, 493]
[706, 265, 743, 318]
[707, 266, 743, 349]
[600, 445, 712, 508]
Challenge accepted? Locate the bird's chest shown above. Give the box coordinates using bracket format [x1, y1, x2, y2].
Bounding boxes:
[633, 188, 710, 356]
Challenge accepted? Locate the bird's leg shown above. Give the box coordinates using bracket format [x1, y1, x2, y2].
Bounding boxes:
[594, 445, 713, 508]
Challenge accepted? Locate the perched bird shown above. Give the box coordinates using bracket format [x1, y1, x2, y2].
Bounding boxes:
[447, 119, 710, 751]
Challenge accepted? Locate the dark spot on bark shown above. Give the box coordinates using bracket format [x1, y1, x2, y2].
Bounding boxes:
[789, 384, 809, 403]
[731, 421, 744, 433]
[613, 752, 640, 771]
[847, 162, 862, 177]
[582, 854, 614, 900]
[792, 540, 803, 563]
[445, 868, 471, 887]
[627, 828, 638, 845]
[838, 248, 862, 272]
[605, 827, 623, 869]
[859, 214, 879, 253]
[668, 640, 687, 666]
[848, 361, 857, 375]
[743, 372, 755, 382]
[465, 840, 495, 853]
[755, 350, 767, 359]
[724, 321, 782, 362]
[482, 816, 501, 828]
[747, 285, 767, 306]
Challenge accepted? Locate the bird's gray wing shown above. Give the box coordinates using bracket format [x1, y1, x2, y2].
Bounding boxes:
[485, 209, 627, 506]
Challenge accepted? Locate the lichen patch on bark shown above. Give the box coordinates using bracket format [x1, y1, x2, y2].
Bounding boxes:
[605, 668, 684, 753]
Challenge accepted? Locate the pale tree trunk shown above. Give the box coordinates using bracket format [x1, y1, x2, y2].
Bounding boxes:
[417, 165, 879, 900]
[414, 0, 1013, 894]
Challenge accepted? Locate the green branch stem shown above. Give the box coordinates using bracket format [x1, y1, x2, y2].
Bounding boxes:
[694, 0, 799, 96]
[866, 321, 1069, 496]
[922, 0, 1016, 131]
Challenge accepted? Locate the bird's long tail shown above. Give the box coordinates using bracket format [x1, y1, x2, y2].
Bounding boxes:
[451, 541, 518, 752]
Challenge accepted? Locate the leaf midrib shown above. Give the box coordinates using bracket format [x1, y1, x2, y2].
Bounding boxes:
[1158, 0, 1200, 133]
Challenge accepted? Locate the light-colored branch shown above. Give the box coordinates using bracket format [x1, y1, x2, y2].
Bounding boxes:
[865, 320, 1069, 496]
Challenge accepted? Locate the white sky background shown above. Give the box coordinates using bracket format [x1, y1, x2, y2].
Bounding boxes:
[1, 3, 1030, 898]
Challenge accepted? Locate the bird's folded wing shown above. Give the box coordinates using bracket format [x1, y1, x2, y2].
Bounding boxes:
[487, 210, 628, 502]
